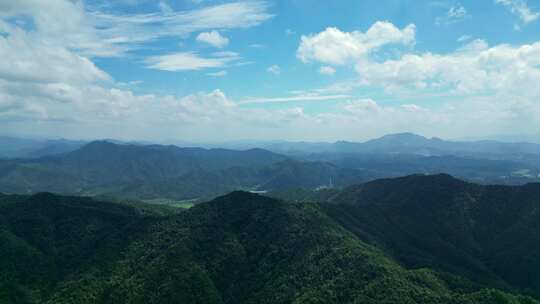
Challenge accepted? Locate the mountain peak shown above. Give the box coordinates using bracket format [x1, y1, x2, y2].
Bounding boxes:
[81, 140, 119, 149]
[375, 132, 429, 142]
[335, 173, 470, 206]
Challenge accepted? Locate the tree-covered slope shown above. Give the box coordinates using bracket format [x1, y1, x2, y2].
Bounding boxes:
[0, 141, 288, 197]
[111, 160, 368, 201]
[323, 174, 540, 298]
[0, 193, 154, 303]
[1, 190, 538, 303]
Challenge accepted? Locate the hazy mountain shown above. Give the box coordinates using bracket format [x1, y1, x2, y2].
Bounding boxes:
[111, 159, 369, 201]
[265, 133, 540, 185]
[0, 137, 86, 159]
[304, 153, 540, 184]
[265, 133, 540, 160]
[0, 141, 288, 197]
[2, 138, 540, 201]
[1, 186, 538, 303]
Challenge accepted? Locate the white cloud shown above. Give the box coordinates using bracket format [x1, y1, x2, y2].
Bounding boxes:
[207, 70, 227, 77]
[0, 0, 126, 58]
[0, 26, 110, 84]
[285, 29, 296, 36]
[436, 4, 469, 25]
[2, 4, 540, 142]
[0, 0, 273, 57]
[297, 22, 416, 65]
[211, 51, 239, 58]
[356, 39, 540, 96]
[495, 0, 540, 23]
[239, 93, 350, 105]
[319, 66, 336, 76]
[267, 65, 281, 75]
[344, 99, 382, 114]
[144, 52, 240, 71]
[292, 20, 540, 139]
[196, 30, 229, 48]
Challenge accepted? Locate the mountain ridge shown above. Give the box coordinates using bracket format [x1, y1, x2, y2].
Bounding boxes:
[2, 185, 540, 303]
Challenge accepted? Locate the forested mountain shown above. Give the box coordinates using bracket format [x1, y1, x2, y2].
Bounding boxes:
[1, 175, 540, 303]
[0, 141, 289, 198]
[321, 174, 540, 298]
[112, 159, 368, 200]
[1, 138, 540, 203]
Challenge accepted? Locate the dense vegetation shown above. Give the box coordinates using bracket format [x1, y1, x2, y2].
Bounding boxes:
[2, 135, 540, 204]
[1, 175, 540, 303]
[0, 142, 368, 201]
[322, 174, 540, 298]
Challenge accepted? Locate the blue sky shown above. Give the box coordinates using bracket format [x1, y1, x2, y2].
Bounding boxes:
[1, 0, 540, 142]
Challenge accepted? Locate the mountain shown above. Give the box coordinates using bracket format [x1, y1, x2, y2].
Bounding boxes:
[265, 132, 540, 159]
[321, 174, 540, 298]
[109, 159, 369, 201]
[304, 153, 540, 185]
[1, 190, 538, 303]
[358, 133, 540, 157]
[2, 137, 540, 203]
[0, 137, 86, 159]
[0, 141, 372, 201]
[0, 141, 288, 197]
[267, 133, 540, 185]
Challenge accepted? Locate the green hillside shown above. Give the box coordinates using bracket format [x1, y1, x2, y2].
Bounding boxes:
[1, 184, 539, 303]
[323, 174, 540, 298]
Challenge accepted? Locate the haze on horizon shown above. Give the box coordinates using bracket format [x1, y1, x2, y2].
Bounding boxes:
[1, 0, 540, 142]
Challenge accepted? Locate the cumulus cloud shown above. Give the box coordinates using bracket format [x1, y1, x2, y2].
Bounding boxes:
[196, 30, 229, 48]
[0, 0, 264, 138]
[3, 2, 540, 142]
[344, 99, 382, 114]
[356, 39, 540, 96]
[0, 27, 110, 84]
[291, 20, 540, 139]
[296, 22, 416, 65]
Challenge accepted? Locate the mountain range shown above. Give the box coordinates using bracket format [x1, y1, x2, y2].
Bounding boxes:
[265, 133, 540, 158]
[1, 174, 539, 303]
[2, 134, 540, 202]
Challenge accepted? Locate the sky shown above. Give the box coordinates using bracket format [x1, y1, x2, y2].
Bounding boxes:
[1, 0, 540, 142]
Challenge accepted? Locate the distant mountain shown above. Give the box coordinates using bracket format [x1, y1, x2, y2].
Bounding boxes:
[265, 132, 540, 159]
[1, 189, 538, 303]
[2, 138, 540, 201]
[0, 137, 86, 159]
[0, 141, 288, 198]
[304, 153, 540, 184]
[108, 159, 368, 201]
[265, 133, 540, 185]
